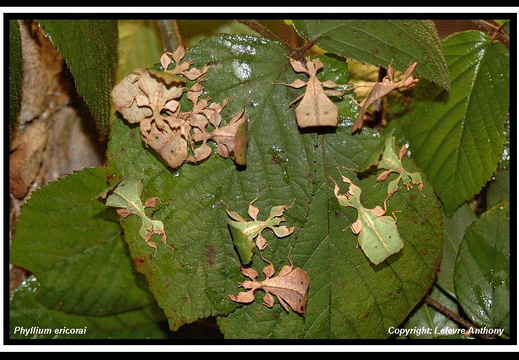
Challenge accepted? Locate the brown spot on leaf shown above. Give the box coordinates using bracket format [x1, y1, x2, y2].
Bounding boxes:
[133, 256, 146, 271]
[205, 246, 216, 268]
[271, 155, 282, 165]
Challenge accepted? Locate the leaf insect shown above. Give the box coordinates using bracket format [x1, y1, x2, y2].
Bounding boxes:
[226, 198, 295, 265]
[282, 57, 345, 128]
[229, 255, 310, 316]
[352, 62, 419, 134]
[111, 47, 248, 170]
[98, 178, 167, 256]
[333, 172, 403, 265]
[376, 135, 424, 196]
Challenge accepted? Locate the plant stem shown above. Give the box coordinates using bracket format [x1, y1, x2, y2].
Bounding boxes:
[237, 20, 289, 47]
[470, 20, 509, 47]
[423, 295, 498, 339]
[238, 20, 318, 62]
[157, 20, 183, 51]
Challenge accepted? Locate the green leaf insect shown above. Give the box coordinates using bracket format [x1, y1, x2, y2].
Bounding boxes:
[226, 198, 295, 265]
[98, 178, 167, 255]
[333, 173, 403, 265]
[377, 135, 424, 196]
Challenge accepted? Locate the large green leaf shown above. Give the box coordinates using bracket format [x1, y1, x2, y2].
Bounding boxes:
[437, 204, 478, 298]
[454, 199, 510, 335]
[37, 20, 118, 138]
[404, 31, 509, 215]
[9, 19, 22, 139]
[108, 34, 443, 338]
[291, 20, 449, 90]
[10, 167, 157, 317]
[10, 276, 167, 340]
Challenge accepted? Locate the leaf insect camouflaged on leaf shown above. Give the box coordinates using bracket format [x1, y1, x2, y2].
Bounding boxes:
[226, 198, 295, 264]
[376, 135, 424, 196]
[333, 172, 403, 265]
[229, 256, 310, 316]
[111, 46, 248, 170]
[282, 57, 345, 128]
[98, 178, 168, 256]
[351, 62, 419, 134]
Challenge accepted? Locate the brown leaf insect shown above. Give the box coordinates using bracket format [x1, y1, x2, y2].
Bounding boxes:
[112, 47, 248, 169]
[282, 57, 345, 128]
[229, 255, 310, 316]
[352, 62, 419, 134]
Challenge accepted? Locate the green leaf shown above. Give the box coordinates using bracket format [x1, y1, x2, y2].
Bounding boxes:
[9, 20, 22, 139]
[437, 204, 478, 298]
[10, 276, 168, 340]
[405, 31, 509, 215]
[403, 286, 465, 339]
[291, 20, 449, 90]
[117, 20, 164, 82]
[10, 167, 157, 317]
[108, 34, 443, 338]
[486, 169, 509, 209]
[177, 20, 257, 47]
[219, 155, 442, 338]
[454, 199, 509, 334]
[37, 20, 118, 138]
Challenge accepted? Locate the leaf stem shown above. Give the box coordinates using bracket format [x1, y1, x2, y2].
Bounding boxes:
[157, 20, 183, 51]
[237, 20, 318, 62]
[423, 295, 498, 339]
[470, 20, 509, 47]
[237, 20, 290, 48]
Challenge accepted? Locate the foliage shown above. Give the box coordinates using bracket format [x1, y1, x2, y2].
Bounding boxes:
[9, 19, 510, 341]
